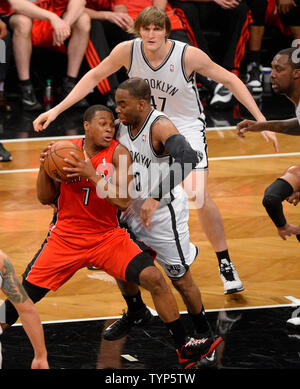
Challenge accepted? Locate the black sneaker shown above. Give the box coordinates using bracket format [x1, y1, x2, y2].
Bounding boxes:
[209, 83, 235, 110]
[245, 62, 263, 94]
[177, 336, 223, 369]
[61, 78, 89, 108]
[0, 143, 12, 162]
[20, 84, 43, 111]
[103, 307, 153, 341]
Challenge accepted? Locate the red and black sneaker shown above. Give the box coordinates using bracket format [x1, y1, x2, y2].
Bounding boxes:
[177, 336, 223, 369]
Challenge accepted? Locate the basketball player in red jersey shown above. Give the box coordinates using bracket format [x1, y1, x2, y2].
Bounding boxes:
[0, 105, 222, 369]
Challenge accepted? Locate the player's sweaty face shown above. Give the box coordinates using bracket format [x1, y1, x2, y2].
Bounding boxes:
[86, 111, 115, 148]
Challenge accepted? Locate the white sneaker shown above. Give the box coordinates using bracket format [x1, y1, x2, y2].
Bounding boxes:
[210, 83, 235, 109]
[245, 62, 263, 94]
[287, 317, 300, 329]
[219, 259, 244, 295]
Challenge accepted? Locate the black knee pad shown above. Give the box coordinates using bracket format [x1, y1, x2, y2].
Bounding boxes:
[125, 252, 156, 285]
[22, 279, 50, 303]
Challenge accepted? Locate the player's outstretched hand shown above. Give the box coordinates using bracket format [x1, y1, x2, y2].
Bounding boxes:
[33, 109, 58, 132]
[261, 131, 279, 153]
[237, 120, 279, 152]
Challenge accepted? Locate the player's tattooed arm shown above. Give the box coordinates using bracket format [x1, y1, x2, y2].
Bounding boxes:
[1, 257, 28, 304]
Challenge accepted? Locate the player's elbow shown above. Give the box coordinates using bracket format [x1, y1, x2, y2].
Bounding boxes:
[37, 192, 56, 206]
[262, 192, 281, 213]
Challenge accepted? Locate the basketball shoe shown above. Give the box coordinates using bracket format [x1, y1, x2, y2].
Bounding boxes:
[210, 83, 235, 110]
[219, 258, 244, 295]
[20, 83, 42, 111]
[103, 307, 153, 340]
[245, 62, 263, 94]
[177, 336, 223, 369]
[0, 143, 12, 162]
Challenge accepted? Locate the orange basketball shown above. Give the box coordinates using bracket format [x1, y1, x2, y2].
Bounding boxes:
[43, 140, 84, 182]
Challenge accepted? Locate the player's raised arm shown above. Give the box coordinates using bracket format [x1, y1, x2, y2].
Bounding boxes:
[185, 46, 279, 152]
[33, 41, 132, 132]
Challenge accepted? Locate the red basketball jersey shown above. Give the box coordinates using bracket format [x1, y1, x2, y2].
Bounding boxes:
[51, 138, 120, 238]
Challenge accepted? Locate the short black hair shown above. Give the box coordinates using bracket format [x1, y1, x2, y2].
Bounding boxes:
[83, 105, 113, 122]
[277, 47, 300, 69]
[117, 78, 151, 103]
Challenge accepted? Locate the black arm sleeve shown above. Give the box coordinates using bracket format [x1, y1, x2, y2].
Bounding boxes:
[262, 178, 294, 227]
[151, 134, 202, 200]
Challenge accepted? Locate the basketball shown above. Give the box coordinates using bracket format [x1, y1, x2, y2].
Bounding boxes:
[43, 140, 84, 182]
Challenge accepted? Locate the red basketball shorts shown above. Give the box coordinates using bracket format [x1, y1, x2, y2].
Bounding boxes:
[24, 227, 155, 291]
[31, 10, 66, 52]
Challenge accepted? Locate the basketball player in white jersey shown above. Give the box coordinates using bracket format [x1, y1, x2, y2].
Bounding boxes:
[33, 6, 278, 295]
[0, 250, 49, 369]
[237, 47, 300, 330]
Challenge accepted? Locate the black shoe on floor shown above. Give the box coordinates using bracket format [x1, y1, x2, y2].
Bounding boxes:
[20, 84, 43, 111]
[103, 307, 153, 341]
[0, 143, 12, 162]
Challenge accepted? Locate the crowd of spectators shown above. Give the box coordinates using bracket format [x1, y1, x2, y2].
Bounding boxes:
[0, 0, 299, 160]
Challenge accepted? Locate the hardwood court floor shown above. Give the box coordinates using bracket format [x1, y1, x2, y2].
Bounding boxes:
[1, 125, 300, 323]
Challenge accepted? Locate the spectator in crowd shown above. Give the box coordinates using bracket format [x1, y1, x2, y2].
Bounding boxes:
[245, 0, 300, 95]
[170, 0, 252, 109]
[0, 16, 12, 162]
[0, 0, 90, 111]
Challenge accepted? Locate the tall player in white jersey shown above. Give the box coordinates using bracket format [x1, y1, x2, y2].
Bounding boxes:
[33, 6, 278, 295]
[0, 250, 49, 369]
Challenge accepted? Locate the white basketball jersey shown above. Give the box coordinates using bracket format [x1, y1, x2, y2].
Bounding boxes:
[117, 109, 181, 203]
[128, 38, 205, 130]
